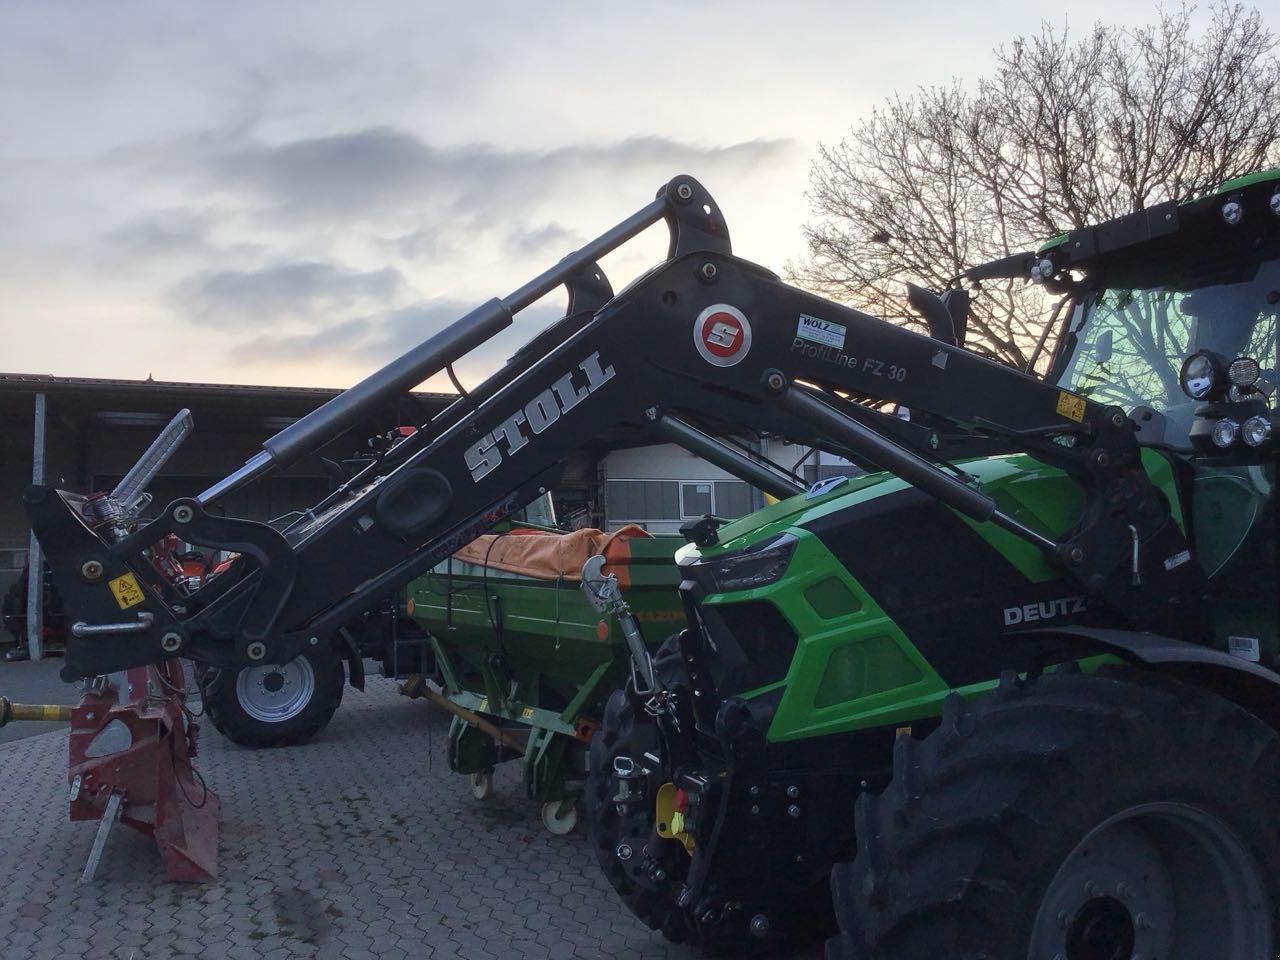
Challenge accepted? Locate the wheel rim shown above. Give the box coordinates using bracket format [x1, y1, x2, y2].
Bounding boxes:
[1031, 801, 1273, 960]
[235, 655, 316, 723]
[543, 800, 578, 835]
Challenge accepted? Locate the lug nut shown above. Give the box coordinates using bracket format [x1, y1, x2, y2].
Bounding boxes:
[749, 914, 770, 938]
[786, 804, 800, 818]
[785, 785, 799, 799]
[81, 560, 104, 582]
[615, 842, 633, 861]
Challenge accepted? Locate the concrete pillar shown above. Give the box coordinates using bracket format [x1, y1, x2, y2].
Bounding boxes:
[26, 392, 46, 660]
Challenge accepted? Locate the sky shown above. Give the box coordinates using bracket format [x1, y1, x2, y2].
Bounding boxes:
[0, 0, 1190, 391]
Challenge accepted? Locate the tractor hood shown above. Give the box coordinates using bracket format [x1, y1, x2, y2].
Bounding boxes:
[679, 452, 1117, 570]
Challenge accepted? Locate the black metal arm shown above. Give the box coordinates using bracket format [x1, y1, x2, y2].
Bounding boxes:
[27, 175, 1205, 680]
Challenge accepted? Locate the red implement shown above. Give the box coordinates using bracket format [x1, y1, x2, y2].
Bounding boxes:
[67, 661, 219, 882]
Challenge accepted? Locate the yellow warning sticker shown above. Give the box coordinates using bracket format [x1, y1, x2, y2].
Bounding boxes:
[1056, 391, 1086, 423]
[107, 572, 145, 610]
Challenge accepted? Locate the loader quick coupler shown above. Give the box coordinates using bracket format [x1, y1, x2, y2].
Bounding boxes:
[611, 755, 653, 810]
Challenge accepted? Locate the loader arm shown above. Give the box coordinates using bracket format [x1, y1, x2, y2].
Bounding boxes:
[26, 175, 1205, 681]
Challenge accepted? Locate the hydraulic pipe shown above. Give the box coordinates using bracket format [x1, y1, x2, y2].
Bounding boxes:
[262, 298, 515, 470]
[778, 383, 1060, 554]
[505, 198, 666, 312]
[654, 415, 805, 501]
[200, 196, 670, 506]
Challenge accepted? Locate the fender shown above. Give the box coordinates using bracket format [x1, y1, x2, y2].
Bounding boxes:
[1016, 625, 1280, 731]
[336, 628, 365, 691]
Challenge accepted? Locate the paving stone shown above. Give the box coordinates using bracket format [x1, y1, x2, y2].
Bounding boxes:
[0, 673, 822, 960]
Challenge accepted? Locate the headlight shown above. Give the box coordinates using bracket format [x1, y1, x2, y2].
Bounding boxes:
[699, 533, 798, 593]
[1243, 416, 1272, 447]
[1228, 356, 1261, 388]
[1180, 350, 1226, 400]
[1211, 418, 1240, 448]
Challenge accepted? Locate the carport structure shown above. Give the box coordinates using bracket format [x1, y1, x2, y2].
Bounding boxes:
[0, 372, 452, 660]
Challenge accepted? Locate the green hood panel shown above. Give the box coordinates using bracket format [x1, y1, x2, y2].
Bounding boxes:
[695, 449, 1183, 584]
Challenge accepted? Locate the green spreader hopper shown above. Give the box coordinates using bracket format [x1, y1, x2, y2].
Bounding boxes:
[406, 518, 684, 834]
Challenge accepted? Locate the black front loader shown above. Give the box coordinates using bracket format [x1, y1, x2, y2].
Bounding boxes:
[27, 175, 1204, 682]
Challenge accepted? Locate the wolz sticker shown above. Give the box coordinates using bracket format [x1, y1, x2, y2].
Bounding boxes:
[693, 304, 752, 367]
[796, 313, 846, 349]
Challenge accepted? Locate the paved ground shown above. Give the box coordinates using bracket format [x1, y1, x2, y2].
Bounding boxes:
[0, 670, 824, 960]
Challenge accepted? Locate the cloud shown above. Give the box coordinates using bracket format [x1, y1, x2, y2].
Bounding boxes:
[174, 260, 411, 326]
[202, 128, 796, 228]
[505, 221, 585, 258]
[226, 297, 566, 385]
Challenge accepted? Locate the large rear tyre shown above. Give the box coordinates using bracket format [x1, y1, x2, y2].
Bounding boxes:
[203, 644, 345, 748]
[828, 669, 1280, 960]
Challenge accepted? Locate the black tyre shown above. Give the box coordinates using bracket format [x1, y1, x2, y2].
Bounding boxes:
[829, 669, 1280, 960]
[586, 686, 695, 947]
[203, 644, 345, 748]
[586, 636, 786, 956]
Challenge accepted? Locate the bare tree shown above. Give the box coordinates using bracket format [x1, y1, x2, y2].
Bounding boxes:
[793, 3, 1280, 369]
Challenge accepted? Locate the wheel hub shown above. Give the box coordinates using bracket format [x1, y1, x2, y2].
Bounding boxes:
[235, 655, 316, 723]
[1064, 896, 1134, 960]
[1031, 802, 1273, 960]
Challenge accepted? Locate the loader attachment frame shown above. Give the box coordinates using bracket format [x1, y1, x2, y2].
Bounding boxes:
[28, 175, 1210, 681]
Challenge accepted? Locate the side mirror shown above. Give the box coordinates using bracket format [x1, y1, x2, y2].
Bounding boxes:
[906, 283, 957, 347]
[1094, 330, 1113, 366]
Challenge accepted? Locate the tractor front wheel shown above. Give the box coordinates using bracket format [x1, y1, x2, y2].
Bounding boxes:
[828, 669, 1280, 960]
[203, 644, 345, 748]
[585, 688, 695, 947]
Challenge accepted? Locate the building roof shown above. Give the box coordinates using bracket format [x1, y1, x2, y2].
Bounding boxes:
[0, 371, 457, 436]
[0, 371, 453, 404]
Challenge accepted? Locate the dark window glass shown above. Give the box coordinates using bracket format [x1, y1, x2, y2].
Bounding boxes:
[681, 482, 713, 517]
[714, 481, 751, 517]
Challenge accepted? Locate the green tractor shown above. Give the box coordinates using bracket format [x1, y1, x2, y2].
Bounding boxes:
[26, 166, 1280, 960]
[584, 171, 1280, 959]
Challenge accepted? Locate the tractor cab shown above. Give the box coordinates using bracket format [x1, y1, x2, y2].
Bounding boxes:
[1034, 171, 1279, 656]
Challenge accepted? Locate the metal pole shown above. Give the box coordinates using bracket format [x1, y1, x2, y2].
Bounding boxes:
[27, 392, 46, 661]
[654, 415, 804, 501]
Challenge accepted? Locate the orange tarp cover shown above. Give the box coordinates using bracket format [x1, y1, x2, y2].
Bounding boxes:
[452, 524, 652, 589]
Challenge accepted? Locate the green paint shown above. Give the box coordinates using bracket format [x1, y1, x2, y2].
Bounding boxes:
[699, 447, 1188, 743]
[1205, 166, 1280, 196]
[408, 532, 686, 803]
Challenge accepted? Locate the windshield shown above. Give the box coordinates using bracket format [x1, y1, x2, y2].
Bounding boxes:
[1057, 256, 1278, 443]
